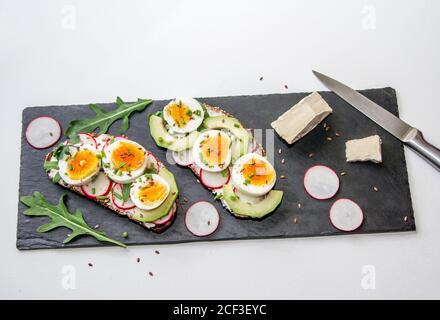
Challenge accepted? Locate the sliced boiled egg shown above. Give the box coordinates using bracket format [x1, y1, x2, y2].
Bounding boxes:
[102, 139, 149, 184]
[130, 174, 170, 210]
[163, 97, 204, 134]
[231, 153, 276, 196]
[58, 144, 101, 186]
[193, 130, 232, 172]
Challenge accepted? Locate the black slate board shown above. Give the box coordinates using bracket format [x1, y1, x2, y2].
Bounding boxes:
[17, 88, 415, 250]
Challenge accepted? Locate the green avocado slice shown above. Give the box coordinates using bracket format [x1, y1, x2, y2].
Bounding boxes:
[222, 183, 283, 219]
[149, 115, 199, 152]
[203, 116, 249, 159]
[130, 167, 179, 223]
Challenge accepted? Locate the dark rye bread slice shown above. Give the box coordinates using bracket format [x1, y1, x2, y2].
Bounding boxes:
[45, 134, 177, 234]
[187, 104, 266, 219]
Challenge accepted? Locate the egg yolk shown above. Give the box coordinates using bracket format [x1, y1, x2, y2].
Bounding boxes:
[138, 180, 168, 205]
[111, 142, 145, 172]
[167, 102, 192, 128]
[200, 133, 230, 167]
[241, 158, 274, 186]
[67, 150, 99, 180]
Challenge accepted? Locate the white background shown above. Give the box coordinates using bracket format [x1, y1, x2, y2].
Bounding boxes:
[1, 0, 439, 299]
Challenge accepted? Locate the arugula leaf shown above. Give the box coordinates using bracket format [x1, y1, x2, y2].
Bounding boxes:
[20, 192, 126, 248]
[121, 184, 131, 203]
[65, 97, 153, 138]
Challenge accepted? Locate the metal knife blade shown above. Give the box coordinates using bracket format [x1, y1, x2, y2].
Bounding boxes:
[312, 70, 440, 171]
[312, 70, 413, 141]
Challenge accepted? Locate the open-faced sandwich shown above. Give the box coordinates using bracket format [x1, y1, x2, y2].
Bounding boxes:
[149, 97, 283, 219]
[44, 133, 179, 233]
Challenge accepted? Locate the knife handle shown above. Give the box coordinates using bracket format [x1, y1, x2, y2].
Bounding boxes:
[406, 128, 440, 171]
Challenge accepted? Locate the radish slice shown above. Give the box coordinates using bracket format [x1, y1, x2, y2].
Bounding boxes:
[304, 165, 339, 200]
[111, 183, 136, 210]
[25, 116, 61, 149]
[80, 172, 113, 199]
[78, 132, 97, 148]
[153, 203, 177, 225]
[329, 198, 364, 232]
[185, 201, 220, 237]
[200, 167, 231, 189]
[172, 149, 194, 166]
[147, 152, 161, 173]
[233, 187, 264, 205]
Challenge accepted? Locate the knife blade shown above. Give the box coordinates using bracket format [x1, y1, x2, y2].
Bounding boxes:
[312, 70, 440, 171]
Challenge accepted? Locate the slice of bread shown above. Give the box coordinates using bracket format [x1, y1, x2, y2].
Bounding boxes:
[45, 134, 177, 233]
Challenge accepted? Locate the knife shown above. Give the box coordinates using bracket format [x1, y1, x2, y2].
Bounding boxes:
[312, 70, 440, 171]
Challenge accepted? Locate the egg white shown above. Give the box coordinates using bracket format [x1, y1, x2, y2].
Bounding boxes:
[130, 174, 170, 210]
[163, 97, 204, 134]
[102, 139, 149, 184]
[58, 144, 101, 186]
[192, 130, 232, 172]
[231, 153, 276, 196]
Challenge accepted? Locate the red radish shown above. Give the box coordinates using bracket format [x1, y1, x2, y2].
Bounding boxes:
[111, 183, 135, 210]
[147, 152, 161, 173]
[172, 149, 194, 166]
[78, 132, 97, 148]
[304, 165, 339, 200]
[153, 203, 176, 225]
[25, 116, 61, 149]
[80, 172, 113, 199]
[329, 198, 364, 232]
[185, 201, 220, 237]
[199, 167, 231, 189]
[96, 134, 112, 151]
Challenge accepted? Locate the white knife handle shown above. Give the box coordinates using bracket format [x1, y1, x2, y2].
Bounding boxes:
[406, 128, 440, 171]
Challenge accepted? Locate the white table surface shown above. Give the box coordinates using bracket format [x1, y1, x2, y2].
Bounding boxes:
[1, 0, 439, 299]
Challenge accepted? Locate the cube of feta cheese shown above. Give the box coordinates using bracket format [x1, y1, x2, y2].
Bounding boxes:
[345, 135, 382, 163]
[271, 92, 333, 144]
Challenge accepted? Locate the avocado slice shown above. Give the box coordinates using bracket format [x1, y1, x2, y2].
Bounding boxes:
[149, 115, 200, 152]
[222, 183, 283, 219]
[203, 116, 249, 159]
[131, 167, 179, 223]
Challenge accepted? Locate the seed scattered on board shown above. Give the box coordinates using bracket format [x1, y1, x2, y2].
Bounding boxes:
[148, 272, 154, 277]
[281, 158, 285, 164]
[137, 257, 140, 263]
[340, 172, 346, 176]
[373, 186, 379, 192]
[293, 218, 298, 224]
[155, 250, 160, 255]
[284, 84, 288, 89]
[404, 216, 408, 222]
[259, 76, 263, 81]
[88, 263, 93, 267]
[280, 175, 286, 179]
[327, 137, 333, 141]
[335, 132, 341, 137]
[278, 148, 282, 154]
[297, 203, 302, 209]
[94, 224, 100, 229]
[308, 153, 315, 158]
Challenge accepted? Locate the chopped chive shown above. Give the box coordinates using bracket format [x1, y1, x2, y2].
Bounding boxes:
[96, 195, 108, 200]
[234, 123, 241, 128]
[91, 187, 96, 195]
